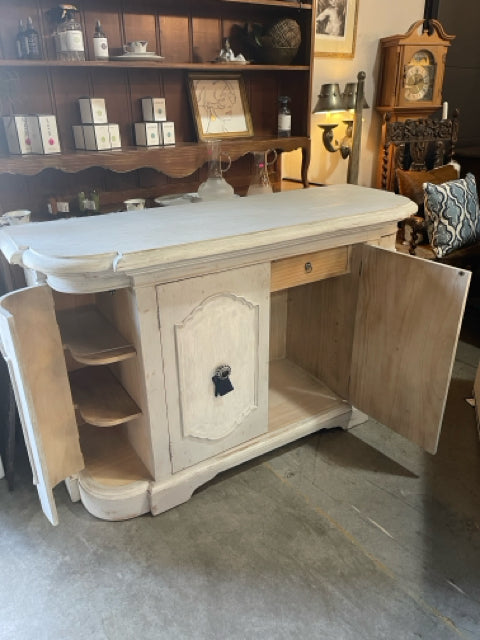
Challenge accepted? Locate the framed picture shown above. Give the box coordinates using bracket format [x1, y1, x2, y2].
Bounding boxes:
[314, 0, 359, 58]
[188, 73, 253, 141]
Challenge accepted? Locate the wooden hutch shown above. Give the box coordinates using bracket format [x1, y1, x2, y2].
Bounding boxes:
[0, 0, 314, 216]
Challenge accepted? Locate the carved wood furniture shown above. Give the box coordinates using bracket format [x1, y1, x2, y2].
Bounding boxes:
[0, 186, 471, 524]
[380, 110, 462, 256]
[375, 19, 455, 190]
[380, 110, 459, 193]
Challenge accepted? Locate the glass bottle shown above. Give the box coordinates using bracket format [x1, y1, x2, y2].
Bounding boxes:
[197, 140, 235, 201]
[52, 5, 85, 61]
[90, 188, 100, 213]
[278, 96, 291, 138]
[77, 191, 86, 214]
[93, 19, 109, 60]
[15, 20, 28, 59]
[25, 16, 42, 60]
[248, 149, 277, 196]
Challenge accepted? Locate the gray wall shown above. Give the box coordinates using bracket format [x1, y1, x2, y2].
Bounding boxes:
[438, 1, 480, 148]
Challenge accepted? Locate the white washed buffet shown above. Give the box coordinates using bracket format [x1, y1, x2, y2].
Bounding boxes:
[0, 186, 470, 524]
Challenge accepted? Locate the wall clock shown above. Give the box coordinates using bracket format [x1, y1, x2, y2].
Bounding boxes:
[376, 19, 454, 116]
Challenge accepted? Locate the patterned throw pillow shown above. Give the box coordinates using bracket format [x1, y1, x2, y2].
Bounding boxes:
[423, 173, 480, 258]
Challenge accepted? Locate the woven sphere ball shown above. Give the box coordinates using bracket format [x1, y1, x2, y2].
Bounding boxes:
[266, 19, 301, 49]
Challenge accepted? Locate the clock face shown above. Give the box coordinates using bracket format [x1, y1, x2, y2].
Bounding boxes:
[403, 50, 435, 102]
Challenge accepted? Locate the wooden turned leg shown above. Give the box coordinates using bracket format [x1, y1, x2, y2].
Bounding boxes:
[301, 145, 310, 188]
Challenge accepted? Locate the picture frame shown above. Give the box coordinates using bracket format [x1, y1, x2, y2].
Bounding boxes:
[314, 0, 359, 58]
[188, 73, 253, 141]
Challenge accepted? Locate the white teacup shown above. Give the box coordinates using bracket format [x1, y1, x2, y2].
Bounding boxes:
[1, 209, 31, 225]
[124, 198, 146, 211]
[123, 41, 148, 54]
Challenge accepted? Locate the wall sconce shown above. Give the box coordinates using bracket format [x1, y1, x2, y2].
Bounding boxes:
[313, 71, 367, 184]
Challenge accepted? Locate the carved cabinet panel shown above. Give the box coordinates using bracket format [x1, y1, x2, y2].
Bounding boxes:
[156, 263, 270, 473]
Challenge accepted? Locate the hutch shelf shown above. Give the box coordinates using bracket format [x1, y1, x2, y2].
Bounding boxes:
[0, 0, 314, 214]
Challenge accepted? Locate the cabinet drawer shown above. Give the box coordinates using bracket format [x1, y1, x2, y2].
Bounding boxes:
[271, 247, 350, 292]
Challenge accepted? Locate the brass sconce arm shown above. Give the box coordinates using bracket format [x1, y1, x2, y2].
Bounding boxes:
[319, 123, 350, 159]
[319, 120, 353, 160]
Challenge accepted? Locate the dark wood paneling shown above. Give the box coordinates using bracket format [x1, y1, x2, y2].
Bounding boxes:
[159, 15, 190, 63]
[192, 17, 221, 64]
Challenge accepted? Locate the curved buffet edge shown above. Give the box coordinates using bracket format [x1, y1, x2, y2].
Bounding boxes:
[0, 185, 416, 294]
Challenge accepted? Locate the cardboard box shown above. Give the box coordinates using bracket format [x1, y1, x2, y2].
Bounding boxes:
[78, 97, 108, 124]
[108, 124, 121, 149]
[72, 125, 85, 150]
[2, 115, 32, 154]
[160, 121, 175, 146]
[28, 115, 61, 154]
[82, 124, 111, 151]
[135, 122, 160, 146]
[141, 97, 167, 122]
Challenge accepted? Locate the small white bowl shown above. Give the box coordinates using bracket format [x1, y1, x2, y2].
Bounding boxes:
[1, 209, 31, 225]
[124, 199, 146, 211]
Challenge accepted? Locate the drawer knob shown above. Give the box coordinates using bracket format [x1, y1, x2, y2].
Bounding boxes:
[304, 261, 313, 273]
[212, 364, 234, 397]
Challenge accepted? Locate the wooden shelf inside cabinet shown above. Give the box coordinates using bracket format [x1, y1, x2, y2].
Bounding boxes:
[0, 59, 309, 72]
[70, 366, 142, 427]
[0, 137, 309, 177]
[79, 424, 152, 486]
[268, 359, 350, 433]
[57, 305, 136, 365]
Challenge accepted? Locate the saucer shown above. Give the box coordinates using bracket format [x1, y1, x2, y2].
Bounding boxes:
[111, 53, 165, 61]
[212, 59, 251, 65]
[154, 193, 200, 206]
[123, 51, 156, 56]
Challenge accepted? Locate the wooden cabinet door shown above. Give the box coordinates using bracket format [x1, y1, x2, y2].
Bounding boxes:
[349, 245, 470, 454]
[0, 286, 83, 524]
[157, 264, 270, 473]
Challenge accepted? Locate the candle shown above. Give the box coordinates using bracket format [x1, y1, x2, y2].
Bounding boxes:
[442, 101, 448, 120]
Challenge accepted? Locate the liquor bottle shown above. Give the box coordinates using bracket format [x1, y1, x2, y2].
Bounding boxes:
[93, 19, 109, 60]
[278, 96, 291, 138]
[25, 16, 42, 60]
[15, 20, 28, 59]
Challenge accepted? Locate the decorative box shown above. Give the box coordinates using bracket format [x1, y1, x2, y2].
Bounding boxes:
[141, 97, 167, 122]
[72, 125, 85, 150]
[82, 124, 111, 151]
[135, 122, 160, 146]
[108, 124, 121, 149]
[160, 121, 175, 146]
[2, 115, 32, 154]
[27, 115, 61, 154]
[78, 97, 108, 124]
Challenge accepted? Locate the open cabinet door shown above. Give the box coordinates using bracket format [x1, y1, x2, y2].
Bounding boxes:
[349, 245, 470, 454]
[0, 285, 83, 524]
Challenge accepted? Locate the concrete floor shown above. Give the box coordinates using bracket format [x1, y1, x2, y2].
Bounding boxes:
[1, 333, 480, 639]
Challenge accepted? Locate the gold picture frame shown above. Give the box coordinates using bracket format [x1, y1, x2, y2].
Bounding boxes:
[188, 73, 253, 141]
[314, 0, 359, 58]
